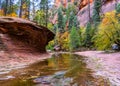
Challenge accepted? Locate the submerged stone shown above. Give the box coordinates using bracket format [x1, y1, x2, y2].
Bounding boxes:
[33, 76, 52, 84]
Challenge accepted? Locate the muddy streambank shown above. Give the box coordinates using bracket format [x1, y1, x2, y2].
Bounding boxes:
[76, 51, 120, 86]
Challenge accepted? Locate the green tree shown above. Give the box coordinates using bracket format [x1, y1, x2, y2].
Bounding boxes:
[1, 0, 18, 16]
[5, 0, 8, 16]
[7, 0, 18, 15]
[69, 26, 80, 51]
[116, 3, 120, 13]
[33, 0, 50, 26]
[1, 0, 9, 16]
[92, 0, 101, 27]
[0, 0, 2, 9]
[68, 12, 75, 30]
[73, 15, 79, 29]
[57, 7, 64, 33]
[84, 22, 94, 47]
[115, 3, 120, 22]
[66, 4, 76, 20]
[34, 10, 45, 26]
[19, 0, 23, 18]
[40, 0, 49, 27]
[68, 12, 79, 31]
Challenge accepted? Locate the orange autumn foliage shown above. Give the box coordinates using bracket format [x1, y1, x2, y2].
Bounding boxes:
[7, 13, 18, 17]
[0, 9, 4, 16]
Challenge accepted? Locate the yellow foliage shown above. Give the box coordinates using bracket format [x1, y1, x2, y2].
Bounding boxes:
[94, 11, 120, 50]
[102, 11, 117, 26]
[22, 15, 26, 19]
[59, 32, 70, 51]
[0, 9, 4, 16]
[7, 13, 18, 17]
[47, 23, 54, 31]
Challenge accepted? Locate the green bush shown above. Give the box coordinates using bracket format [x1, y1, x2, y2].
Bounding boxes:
[46, 40, 55, 50]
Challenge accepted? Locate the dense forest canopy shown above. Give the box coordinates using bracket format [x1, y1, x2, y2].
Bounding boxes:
[0, 0, 54, 24]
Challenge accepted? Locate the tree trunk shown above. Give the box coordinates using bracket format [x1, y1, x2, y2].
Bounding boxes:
[45, 0, 48, 27]
[0, 0, 1, 9]
[87, 0, 91, 23]
[27, 0, 30, 20]
[4, 0, 8, 16]
[9, 0, 13, 14]
[19, 0, 23, 18]
[32, 1, 35, 19]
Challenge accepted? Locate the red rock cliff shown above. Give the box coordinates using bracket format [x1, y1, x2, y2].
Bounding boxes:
[78, 0, 120, 26]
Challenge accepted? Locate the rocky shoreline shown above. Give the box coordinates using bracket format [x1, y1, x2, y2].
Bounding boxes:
[76, 51, 120, 86]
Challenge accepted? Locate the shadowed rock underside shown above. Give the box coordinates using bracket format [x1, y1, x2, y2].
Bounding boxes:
[0, 17, 55, 52]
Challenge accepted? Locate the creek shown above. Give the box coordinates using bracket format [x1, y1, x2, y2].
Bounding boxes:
[0, 53, 109, 86]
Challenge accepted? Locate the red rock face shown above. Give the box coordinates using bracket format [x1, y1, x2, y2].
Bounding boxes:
[77, 0, 120, 26]
[0, 17, 55, 52]
[79, 0, 93, 9]
[79, 0, 114, 10]
[54, 0, 75, 7]
[53, 0, 119, 26]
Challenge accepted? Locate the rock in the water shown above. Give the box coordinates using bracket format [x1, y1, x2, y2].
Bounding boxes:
[33, 71, 73, 86]
[53, 45, 61, 51]
[0, 17, 55, 52]
[33, 76, 52, 84]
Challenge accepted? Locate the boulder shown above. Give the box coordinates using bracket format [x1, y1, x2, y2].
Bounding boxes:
[112, 44, 119, 50]
[0, 17, 55, 52]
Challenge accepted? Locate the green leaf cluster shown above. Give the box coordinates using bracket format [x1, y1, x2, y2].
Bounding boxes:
[92, 0, 102, 27]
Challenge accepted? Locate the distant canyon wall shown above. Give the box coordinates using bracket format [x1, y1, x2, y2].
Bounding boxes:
[78, 0, 120, 26]
[53, 0, 120, 26]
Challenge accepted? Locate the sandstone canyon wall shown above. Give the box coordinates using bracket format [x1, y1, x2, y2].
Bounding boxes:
[78, 0, 120, 26]
[53, 0, 119, 26]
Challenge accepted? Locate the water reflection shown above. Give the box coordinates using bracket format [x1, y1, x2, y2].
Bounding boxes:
[0, 53, 110, 86]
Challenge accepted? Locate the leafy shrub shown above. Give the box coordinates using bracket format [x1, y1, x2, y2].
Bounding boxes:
[59, 32, 70, 51]
[93, 11, 120, 50]
[47, 23, 54, 32]
[34, 10, 45, 26]
[46, 40, 55, 50]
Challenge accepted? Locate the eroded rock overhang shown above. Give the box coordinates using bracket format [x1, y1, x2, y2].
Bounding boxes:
[0, 17, 55, 52]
